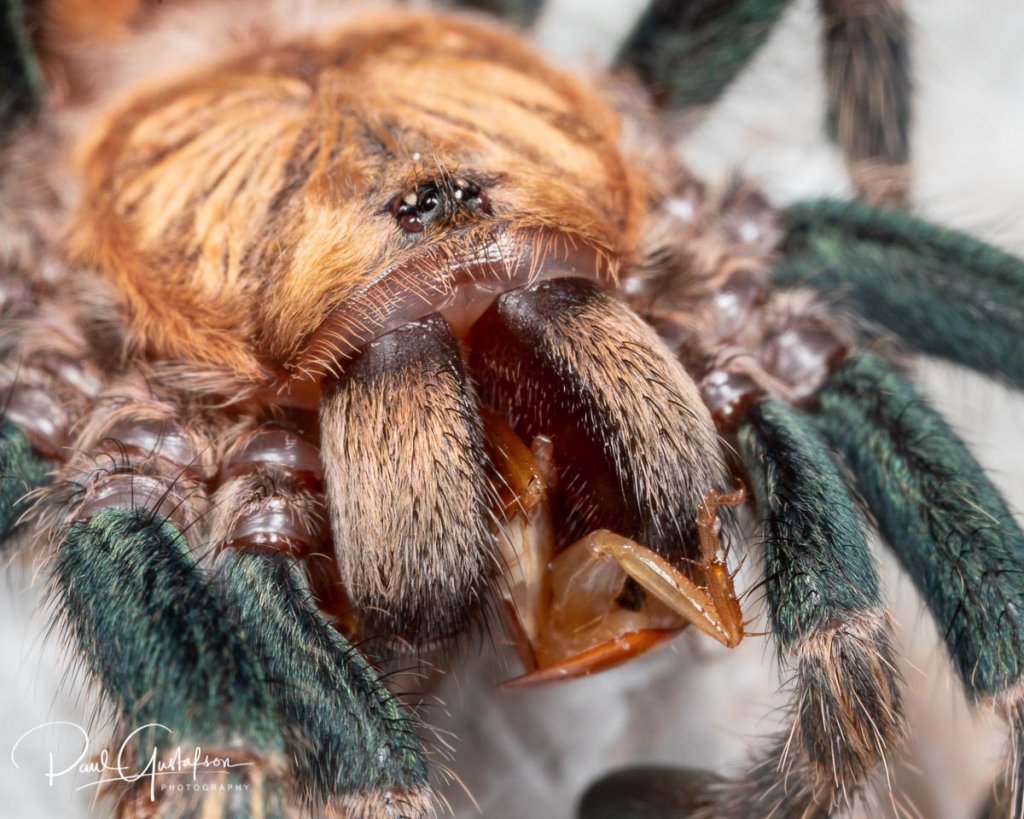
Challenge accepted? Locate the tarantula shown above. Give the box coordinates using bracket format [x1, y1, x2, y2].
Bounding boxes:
[1, 0, 1022, 817]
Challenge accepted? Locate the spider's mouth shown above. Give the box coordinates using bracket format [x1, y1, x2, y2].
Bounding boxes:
[262, 221, 736, 668]
[314, 250, 735, 663]
[275, 227, 615, 407]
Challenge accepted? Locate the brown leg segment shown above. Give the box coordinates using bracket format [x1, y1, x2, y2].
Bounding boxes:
[821, 0, 913, 207]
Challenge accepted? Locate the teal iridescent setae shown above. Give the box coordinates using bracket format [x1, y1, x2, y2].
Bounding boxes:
[738, 398, 880, 647]
[0, 423, 49, 540]
[776, 199, 1024, 389]
[54, 508, 287, 765]
[817, 354, 1024, 697]
[218, 549, 430, 804]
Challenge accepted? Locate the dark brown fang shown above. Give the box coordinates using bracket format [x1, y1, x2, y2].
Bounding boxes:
[274, 227, 613, 407]
[469, 277, 727, 564]
[318, 312, 498, 653]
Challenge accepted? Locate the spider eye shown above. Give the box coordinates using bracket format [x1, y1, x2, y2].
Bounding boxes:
[391, 183, 443, 233]
[418, 187, 441, 215]
[390, 178, 490, 234]
[453, 179, 489, 212]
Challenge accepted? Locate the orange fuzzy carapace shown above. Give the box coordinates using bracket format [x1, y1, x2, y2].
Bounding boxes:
[66, 11, 646, 393]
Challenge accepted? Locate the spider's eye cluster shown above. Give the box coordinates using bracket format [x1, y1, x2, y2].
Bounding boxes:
[392, 184, 441, 234]
[391, 178, 490, 234]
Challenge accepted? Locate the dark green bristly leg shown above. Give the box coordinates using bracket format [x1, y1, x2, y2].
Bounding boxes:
[714, 398, 903, 817]
[579, 399, 903, 818]
[0, 422, 49, 540]
[615, 0, 793, 109]
[775, 199, 1024, 390]
[434, 0, 542, 27]
[54, 507, 291, 817]
[820, 0, 912, 206]
[218, 549, 433, 818]
[0, 0, 42, 140]
[816, 354, 1024, 817]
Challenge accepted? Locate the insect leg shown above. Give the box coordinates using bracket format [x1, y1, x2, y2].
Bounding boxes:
[816, 354, 1024, 817]
[211, 425, 433, 816]
[774, 199, 1024, 390]
[562, 492, 746, 652]
[504, 518, 745, 687]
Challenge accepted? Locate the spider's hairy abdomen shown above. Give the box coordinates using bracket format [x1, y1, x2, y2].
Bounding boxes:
[65, 8, 644, 392]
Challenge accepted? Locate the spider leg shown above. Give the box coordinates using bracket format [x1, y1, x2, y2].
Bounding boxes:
[211, 424, 433, 816]
[717, 398, 903, 816]
[47, 392, 433, 816]
[615, 0, 794, 110]
[434, 0, 542, 27]
[579, 398, 904, 818]
[218, 551, 432, 818]
[816, 354, 1024, 817]
[775, 199, 1024, 389]
[0, 0, 41, 139]
[57, 508, 291, 818]
[0, 319, 101, 540]
[820, 0, 912, 206]
[48, 394, 292, 816]
[616, 1, 911, 204]
[0, 421, 49, 541]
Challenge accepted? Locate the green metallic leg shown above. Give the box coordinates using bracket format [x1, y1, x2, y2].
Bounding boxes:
[432, 0, 542, 27]
[775, 199, 1024, 389]
[579, 399, 903, 818]
[0, 0, 42, 141]
[55, 506, 292, 817]
[0, 422, 49, 541]
[816, 354, 1024, 818]
[615, 0, 794, 109]
[217, 549, 433, 817]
